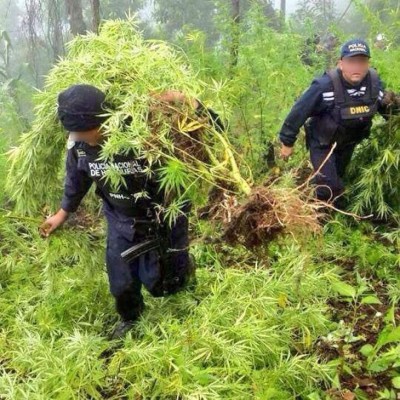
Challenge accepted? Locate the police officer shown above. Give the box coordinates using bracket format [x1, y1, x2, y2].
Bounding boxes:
[278, 39, 395, 207]
[40, 84, 207, 339]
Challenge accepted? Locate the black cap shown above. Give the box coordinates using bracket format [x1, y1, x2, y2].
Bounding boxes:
[341, 39, 371, 59]
[57, 84, 108, 132]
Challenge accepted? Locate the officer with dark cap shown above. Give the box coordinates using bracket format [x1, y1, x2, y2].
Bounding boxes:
[278, 39, 397, 207]
[40, 84, 218, 339]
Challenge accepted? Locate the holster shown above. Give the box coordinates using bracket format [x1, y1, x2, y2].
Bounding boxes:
[313, 113, 339, 146]
[120, 218, 171, 266]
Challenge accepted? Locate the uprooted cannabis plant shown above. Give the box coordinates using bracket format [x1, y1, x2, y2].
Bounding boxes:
[348, 105, 400, 221]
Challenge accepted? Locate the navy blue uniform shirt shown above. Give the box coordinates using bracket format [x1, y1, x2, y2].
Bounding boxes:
[61, 142, 161, 217]
[279, 70, 388, 147]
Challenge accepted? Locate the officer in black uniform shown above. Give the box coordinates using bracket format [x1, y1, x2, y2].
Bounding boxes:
[278, 39, 395, 206]
[40, 84, 217, 339]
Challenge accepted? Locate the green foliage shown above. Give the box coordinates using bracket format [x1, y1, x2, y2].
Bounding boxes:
[0, 81, 31, 144]
[338, 28, 400, 220]
[358, 310, 400, 396]
[152, 0, 219, 43]
[3, 212, 395, 398]
[213, 4, 315, 177]
[360, 323, 400, 374]
[0, 216, 339, 398]
[0, 133, 9, 205]
[320, 217, 399, 287]
[0, 29, 12, 70]
[353, 0, 400, 44]
[1, 3, 400, 398]
[0, 28, 33, 145]
[98, 0, 144, 20]
[172, 3, 318, 179]
[348, 117, 400, 220]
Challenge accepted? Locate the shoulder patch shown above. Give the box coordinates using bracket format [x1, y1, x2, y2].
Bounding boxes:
[322, 92, 334, 103]
[76, 148, 86, 158]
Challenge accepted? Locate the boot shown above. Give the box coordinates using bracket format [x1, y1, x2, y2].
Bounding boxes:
[110, 284, 144, 340]
[110, 319, 137, 340]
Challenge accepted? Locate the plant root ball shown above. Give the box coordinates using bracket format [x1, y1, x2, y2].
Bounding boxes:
[382, 90, 400, 107]
[222, 186, 322, 249]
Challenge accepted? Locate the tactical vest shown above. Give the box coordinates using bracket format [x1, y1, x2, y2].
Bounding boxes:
[74, 143, 161, 217]
[329, 68, 379, 127]
[310, 68, 380, 146]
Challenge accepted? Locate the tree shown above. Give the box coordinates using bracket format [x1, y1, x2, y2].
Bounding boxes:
[65, 0, 87, 35]
[230, 0, 240, 68]
[47, 0, 65, 58]
[90, 0, 101, 33]
[0, 30, 12, 78]
[152, 0, 219, 43]
[280, 0, 286, 21]
[99, 0, 144, 19]
[291, 0, 337, 34]
[227, 0, 280, 69]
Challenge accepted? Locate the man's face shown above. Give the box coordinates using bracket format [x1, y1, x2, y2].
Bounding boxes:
[339, 55, 370, 84]
[68, 127, 104, 146]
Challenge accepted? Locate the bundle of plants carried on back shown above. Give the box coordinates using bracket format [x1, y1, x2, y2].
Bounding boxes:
[6, 18, 324, 251]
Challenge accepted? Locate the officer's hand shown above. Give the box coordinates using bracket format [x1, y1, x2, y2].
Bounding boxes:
[151, 90, 199, 109]
[280, 144, 294, 160]
[39, 209, 69, 238]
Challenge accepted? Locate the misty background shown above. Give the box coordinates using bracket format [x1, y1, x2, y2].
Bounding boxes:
[0, 0, 397, 142]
